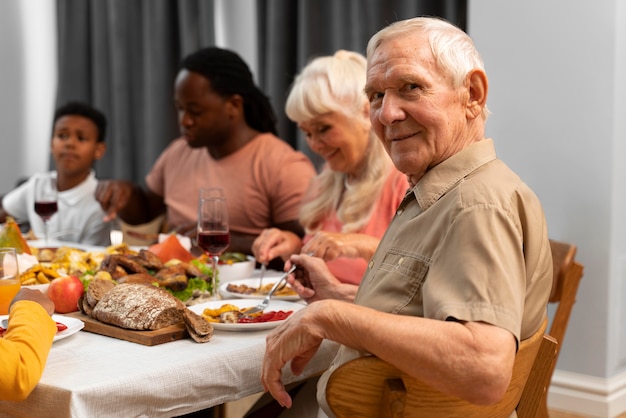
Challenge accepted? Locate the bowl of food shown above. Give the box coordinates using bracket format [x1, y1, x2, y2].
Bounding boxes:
[217, 252, 256, 283]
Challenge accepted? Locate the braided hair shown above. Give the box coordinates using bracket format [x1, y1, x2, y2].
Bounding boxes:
[181, 47, 278, 135]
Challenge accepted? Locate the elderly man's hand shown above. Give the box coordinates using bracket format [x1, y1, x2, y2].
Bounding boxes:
[287, 253, 355, 303]
[261, 301, 328, 408]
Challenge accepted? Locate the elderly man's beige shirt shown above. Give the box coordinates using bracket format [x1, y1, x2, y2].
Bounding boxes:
[318, 138, 552, 417]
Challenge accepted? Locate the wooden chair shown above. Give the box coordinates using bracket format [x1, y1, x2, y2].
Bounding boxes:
[326, 319, 558, 418]
[537, 239, 584, 417]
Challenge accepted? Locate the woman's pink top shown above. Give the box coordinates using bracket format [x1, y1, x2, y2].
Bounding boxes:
[305, 169, 408, 285]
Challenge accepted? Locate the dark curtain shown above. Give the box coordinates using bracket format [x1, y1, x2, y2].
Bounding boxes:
[56, 0, 215, 184]
[55, 0, 465, 180]
[257, 0, 467, 168]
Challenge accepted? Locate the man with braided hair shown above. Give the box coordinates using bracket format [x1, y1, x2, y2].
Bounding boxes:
[97, 47, 316, 255]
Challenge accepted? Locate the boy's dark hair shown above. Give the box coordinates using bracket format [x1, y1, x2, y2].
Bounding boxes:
[181, 47, 278, 136]
[54, 102, 107, 142]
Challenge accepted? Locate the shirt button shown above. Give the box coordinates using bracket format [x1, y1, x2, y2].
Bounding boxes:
[396, 257, 405, 268]
[396, 208, 404, 215]
[368, 260, 374, 269]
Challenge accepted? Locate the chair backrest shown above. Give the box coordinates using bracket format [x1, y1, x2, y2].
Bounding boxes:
[326, 319, 557, 418]
[548, 239, 584, 353]
[536, 239, 584, 417]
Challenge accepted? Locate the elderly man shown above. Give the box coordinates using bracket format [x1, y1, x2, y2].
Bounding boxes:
[260, 16, 552, 418]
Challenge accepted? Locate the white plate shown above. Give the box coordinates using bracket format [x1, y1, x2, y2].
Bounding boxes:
[0, 313, 84, 342]
[219, 277, 300, 301]
[188, 298, 304, 332]
[52, 314, 84, 342]
[23, 283, 49, 293]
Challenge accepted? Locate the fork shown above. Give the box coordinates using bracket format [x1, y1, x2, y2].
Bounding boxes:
[257, 263, 267, 291]
[243, 264, 296, 315]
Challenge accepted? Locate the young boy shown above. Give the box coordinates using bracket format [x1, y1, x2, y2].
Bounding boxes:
[0, 102, 110, 246]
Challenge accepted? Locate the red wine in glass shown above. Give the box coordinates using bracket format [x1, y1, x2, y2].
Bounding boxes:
[197, 232, 230, 255]
[34, 201, 58, 221]
[34, 175, 58, 245]
[197, 188, 229, 300]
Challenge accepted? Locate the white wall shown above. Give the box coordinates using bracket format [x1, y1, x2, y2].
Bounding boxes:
[470, 0, 626, 415]
[0, 0, 25, 194]
[214, 0, 258, 78]
[2, 0, 626, 415]
[0, 0, 56, 195]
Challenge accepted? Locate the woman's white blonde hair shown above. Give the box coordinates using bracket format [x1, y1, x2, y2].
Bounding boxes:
[286, 49, 393, 233]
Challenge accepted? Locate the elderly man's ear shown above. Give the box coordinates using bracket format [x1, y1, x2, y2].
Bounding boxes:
[465, 69, 488, 120]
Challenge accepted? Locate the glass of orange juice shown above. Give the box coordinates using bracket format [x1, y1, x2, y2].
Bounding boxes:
[0, 248, 21, 315]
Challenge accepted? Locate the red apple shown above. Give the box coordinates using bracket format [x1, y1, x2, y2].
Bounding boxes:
[47, 275, 84, 313]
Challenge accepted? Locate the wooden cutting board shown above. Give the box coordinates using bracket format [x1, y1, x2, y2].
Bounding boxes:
[65, 311, 189, 346]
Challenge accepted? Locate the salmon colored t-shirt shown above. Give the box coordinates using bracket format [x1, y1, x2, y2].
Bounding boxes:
[146, 134, 317, 235]
[304, 168, 408, 285]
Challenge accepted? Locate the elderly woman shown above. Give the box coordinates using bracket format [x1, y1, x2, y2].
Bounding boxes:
[252, 50, 407, 303]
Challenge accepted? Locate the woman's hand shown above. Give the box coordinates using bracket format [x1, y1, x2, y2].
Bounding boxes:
[302, 231, 380, 261]
[252, 228, 303, 264]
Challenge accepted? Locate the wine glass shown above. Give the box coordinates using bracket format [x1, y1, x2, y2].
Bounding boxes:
[34, 175, 58, 246]
[197, 188, 230, 300]
[0, 248, 20, 315]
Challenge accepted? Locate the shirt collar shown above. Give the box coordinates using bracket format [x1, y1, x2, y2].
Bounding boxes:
[410, 139, 497, 210]
[56, 170, 97, 206]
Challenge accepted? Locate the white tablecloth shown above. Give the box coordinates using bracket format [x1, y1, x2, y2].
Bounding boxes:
[3, 240, 339, 418]
[0, 323, 339, 417]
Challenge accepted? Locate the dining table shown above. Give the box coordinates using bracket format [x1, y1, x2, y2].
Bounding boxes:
[0, 240, 340, 418]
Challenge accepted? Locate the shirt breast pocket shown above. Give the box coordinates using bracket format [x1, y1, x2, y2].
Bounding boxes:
[357, 248, 429, 315]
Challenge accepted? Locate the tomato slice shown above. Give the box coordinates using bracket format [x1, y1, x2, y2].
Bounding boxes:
[273, 311, 293, 321]
[257, 312, 277, 322]
[237, 310, 293, 323]
[0, 321, 67, 337]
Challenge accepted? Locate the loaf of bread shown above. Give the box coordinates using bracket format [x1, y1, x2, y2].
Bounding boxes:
[92, 283, 185, 330]
[183, 309, 214, 343]
[86, 278, 117, 308]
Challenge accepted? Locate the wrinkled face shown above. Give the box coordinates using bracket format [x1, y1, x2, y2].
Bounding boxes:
[299, 111, 370, 177]
[365, 32, 468, 183]
[51, 115, 105, 177]
[174, 70, 233, 149]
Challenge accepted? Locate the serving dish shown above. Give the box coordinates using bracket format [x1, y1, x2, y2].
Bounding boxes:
[217, 255, 256, 283]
